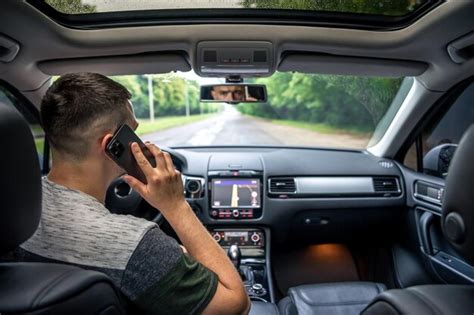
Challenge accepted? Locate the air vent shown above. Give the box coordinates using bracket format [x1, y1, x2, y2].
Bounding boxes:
[269, 178, 296, 193]
[373, 177, 399, 193]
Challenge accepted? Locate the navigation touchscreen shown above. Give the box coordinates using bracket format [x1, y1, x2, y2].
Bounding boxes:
[212, 179, 260, 208]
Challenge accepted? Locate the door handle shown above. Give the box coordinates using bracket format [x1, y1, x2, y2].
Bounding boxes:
[419, 211, 435, 256]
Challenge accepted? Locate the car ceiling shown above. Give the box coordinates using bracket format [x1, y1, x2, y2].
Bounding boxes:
[0, 0, 473, 108]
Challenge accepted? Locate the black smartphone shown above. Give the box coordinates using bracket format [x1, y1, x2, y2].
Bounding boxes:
[105, 124, 156, 183]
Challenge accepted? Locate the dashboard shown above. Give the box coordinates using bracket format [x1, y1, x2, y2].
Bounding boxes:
[145, 146, 406, 244]
[105, 146, 407, 302]
[105, 145, 474, 295]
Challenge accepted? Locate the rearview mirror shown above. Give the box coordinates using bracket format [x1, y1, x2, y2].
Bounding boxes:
[200, 84, 267, 104]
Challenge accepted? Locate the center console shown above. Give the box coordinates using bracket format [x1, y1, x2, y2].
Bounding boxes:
[206, 165, 274, 303]
[209, 227, 274, 303]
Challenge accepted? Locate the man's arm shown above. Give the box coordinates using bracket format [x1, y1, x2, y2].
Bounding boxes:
[124, 142, 250, 314]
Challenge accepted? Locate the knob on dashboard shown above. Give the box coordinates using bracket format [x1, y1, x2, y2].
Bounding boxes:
[232, 209, 240, 218]
[252, 283, 264, 295]
[212, 232, 222, 242]
[251, 232, 260, 243]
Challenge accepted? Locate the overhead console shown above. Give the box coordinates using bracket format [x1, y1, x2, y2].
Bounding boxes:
[196, 41, 274, 77]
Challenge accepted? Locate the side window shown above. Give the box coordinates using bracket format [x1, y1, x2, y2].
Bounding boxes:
[403, 82, 474, 178]
[0, 84, 45, 172]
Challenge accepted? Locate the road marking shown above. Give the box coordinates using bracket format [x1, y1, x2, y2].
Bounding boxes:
[187, 118, 225, 145]
[231, 184, 238, 207]
[187, 105, 237, 146]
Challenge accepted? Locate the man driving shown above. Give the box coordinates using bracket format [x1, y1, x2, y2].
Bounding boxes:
[6, 73, 250, 314]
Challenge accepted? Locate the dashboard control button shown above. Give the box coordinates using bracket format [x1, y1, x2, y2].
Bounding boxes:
[251, 233, 260, 243]
[212, 232, 222, 242]
[232, 209, 240, 218]
[252, 283, 265, 295]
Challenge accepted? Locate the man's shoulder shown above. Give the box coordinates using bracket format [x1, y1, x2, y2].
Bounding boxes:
[20, 178, 157, 270]
[42, 176, 155, 231]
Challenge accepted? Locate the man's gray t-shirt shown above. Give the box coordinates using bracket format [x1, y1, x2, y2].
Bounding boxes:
[7, 178, 217, 314]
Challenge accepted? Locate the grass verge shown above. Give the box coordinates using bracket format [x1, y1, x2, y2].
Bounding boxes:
[136, 114, 216, 136]
[263, 119, 372, 136]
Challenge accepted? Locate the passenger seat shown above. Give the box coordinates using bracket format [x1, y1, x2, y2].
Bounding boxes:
[278, 282, 386, 315]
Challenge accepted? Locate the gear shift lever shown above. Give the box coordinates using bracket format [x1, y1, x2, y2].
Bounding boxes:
[227, 244, 241, 269]
[227, 244, 254, 284]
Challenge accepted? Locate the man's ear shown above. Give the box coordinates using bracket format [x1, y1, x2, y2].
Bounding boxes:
[100, 133, 114, 157]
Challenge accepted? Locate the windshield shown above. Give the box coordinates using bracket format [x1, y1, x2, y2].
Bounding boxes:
[111, 72, 411, 150]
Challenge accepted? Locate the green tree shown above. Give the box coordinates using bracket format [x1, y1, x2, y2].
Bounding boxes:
[46, 0, 96, 14]
[241, 0, 423, 16]
[111, 74, 206, 119]
[111, 75, 149, 118]
[238, 72, 402, 133]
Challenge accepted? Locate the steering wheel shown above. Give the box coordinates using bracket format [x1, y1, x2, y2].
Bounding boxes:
[105, 176, 164, 225]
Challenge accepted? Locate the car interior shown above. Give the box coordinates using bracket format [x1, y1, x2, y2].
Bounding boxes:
[1, 0, 474, 314]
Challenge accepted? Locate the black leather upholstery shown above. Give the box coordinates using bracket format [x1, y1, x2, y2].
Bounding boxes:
[442, 125, 474, 265]
[0, 102, 41, 255]
[0, 101, 128, 314]
[0, 263, 125, 314]
[362, 285, 474, 315]
[278, 296, 297, 315]
[249, 301, 280, 315]
[278, 282, 386, 315]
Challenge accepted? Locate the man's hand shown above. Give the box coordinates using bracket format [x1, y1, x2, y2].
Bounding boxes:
[123, 142, 186, 215]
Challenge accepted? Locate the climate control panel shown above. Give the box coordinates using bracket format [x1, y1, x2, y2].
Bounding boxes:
[209, 228, 265, 257]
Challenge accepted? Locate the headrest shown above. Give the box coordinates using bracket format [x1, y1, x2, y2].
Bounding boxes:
[0, 102, 41, 255]
[442, 124, 474, 265]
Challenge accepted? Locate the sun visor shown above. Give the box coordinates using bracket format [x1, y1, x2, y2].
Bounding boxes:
[37, 52, 190, 76]
[278, 53, 428, 77]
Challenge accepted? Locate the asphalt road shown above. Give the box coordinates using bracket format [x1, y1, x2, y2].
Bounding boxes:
[142, 106, 370, 149]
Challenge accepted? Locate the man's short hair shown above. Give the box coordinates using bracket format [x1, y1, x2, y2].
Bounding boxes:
[41, 73, 132, 159]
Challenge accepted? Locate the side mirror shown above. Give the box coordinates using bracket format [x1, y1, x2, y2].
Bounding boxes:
[423, 144, 458, 177]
